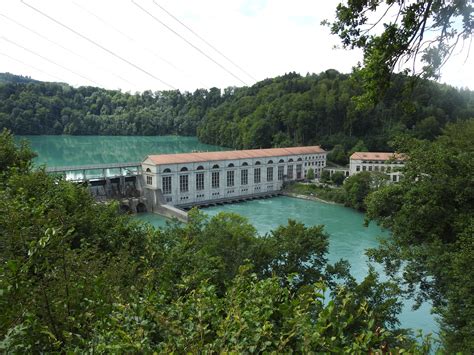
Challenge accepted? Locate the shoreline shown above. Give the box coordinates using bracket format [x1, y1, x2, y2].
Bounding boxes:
[280, 191, 343, 206]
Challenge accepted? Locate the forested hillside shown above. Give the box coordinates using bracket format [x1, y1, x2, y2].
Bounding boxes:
[0, 74, 224, 136]
[0, 70, 472, 152]
[197, 71, 473, 151]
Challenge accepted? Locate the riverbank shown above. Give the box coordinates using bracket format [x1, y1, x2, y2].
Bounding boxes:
[281, 191, 343, 205]
[283, 182, 347, 205]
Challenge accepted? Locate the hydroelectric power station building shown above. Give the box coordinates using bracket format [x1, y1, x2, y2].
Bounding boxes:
[142, 146, 327, 209]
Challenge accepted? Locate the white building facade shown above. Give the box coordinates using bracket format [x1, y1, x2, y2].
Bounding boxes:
[142, 146, 326, 207]
[349, 152, 405, 182]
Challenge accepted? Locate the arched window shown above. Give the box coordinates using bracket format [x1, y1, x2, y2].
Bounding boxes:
[255, 161, 261, 165]
[212, 164, 220, 169]
[242, 162, 248, 166]
[228, 163, 235, 168]
[180, 167, 188, 172]
[267, 160, 273, 164]
[288, 158, 294, 162]
[279, 159, 284, 163]
[197, 165, 204, 170]
[146, 168, 151, 173]
[163, 168, 171, 173]
[297, 158, 303, 161]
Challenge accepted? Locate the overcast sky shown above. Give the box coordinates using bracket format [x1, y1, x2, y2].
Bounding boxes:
[0, 0, 472, 93]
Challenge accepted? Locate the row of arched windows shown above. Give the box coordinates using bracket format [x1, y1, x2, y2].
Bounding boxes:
[161, 157, 305, 173]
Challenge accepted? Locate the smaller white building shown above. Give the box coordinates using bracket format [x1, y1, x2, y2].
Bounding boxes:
[349, 152, 405, 182]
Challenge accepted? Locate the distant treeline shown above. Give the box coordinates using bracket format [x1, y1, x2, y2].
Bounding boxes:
[0, 71, 473, 152]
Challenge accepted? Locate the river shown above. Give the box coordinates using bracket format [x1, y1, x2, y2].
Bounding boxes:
[20, 135, 437, 337]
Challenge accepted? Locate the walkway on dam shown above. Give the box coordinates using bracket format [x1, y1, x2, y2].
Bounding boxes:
[46, 162, 142, 180]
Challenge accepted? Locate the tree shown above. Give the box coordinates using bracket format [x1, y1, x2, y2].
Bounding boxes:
[306, 167, 315, 180]
[320, 170, 331, 183]
[328, 0, 473, 103]
[343, 171, 387, 211]
[0, 129, 36, 177]
[365, 120, 474, 352]
[327, 144, 347, 165]
[331, 171, 346, 186]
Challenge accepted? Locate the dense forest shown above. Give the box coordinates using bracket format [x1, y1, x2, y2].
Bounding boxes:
[1, 71, 472, 154]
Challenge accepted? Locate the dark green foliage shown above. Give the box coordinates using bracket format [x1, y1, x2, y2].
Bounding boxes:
[197, 72, 473, 151]
[366, 120, 474, 352]
[0, 132, 431, 352]
[344, 171, 388, 211]
[306, 167, 315, 180]
[320, 170, 331, 183]
[1, 71, 472, 156]
[328, 144, 348, 165]
[331, 171, 346, 186]
[0, 81, 224, 136]
[0, 129, 36, 176]
[328, 0, 473, 104]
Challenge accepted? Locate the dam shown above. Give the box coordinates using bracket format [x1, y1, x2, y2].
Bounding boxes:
[47, 146, 327, 222]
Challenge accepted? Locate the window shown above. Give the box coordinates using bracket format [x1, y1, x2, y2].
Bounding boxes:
[296, 164, 302, 179]
[278, 165, 284, 180]
[197, 165, 204, 170]
[368, 166, 373, 171]
[212, 164, 219, 169]
[196, 172, 204, 190]
[279, 159, 284, 163]
[392, 175, 397, 182]
[381, 166, 385, 172]
[146, 168, 151, 173]
[162, 176, 171, 194]
[146, 175, 153, 185]
[212, 171, 219, 188]
[242, 162, 248, 166]
[362, 166, 367, 171]
[374, 166, 379, 171]
[267, 167, 273, 182]
[268, 160, 273, 164]
[356, 165, 360, 172]
[287, 165, 293, 179]
[163, 168, 171, 173]
[180, 167, 188, 172]
[241, 169, 248, 185]
[228, 163, 235, 168]
[180, 175, 188, 192]
[255, 161, 261, 165]
[227, 170, 234, 187]
[254, 168, 261, 183]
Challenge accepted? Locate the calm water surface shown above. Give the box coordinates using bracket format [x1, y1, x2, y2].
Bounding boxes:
[21, 135, 437, 337]
[19, 135, 227, 167]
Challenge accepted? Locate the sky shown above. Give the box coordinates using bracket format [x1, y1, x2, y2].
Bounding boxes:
[0, 0, 472, 93]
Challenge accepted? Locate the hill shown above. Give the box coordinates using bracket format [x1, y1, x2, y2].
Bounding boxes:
[0, 72, 40, 84]
[0, 70, 472, 153]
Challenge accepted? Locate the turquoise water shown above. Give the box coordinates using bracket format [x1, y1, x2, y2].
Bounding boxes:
[21, 135, 437, 337]
[18, 135, 227, 167]
[137, 196, 437, 337]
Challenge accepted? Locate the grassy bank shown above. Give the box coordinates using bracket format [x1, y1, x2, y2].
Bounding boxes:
[283, 182, 347, 205]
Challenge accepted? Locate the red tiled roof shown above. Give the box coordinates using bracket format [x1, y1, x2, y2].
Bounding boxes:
[350, 152, 406, 161]
[146, 146, 326, 165]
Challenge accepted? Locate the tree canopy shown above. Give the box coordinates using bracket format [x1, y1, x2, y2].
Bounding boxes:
[366, 120, 474, 352]
[0, 130, 432, 352]
[328, 0, 474, 103]
[1, 71, 472, 155]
